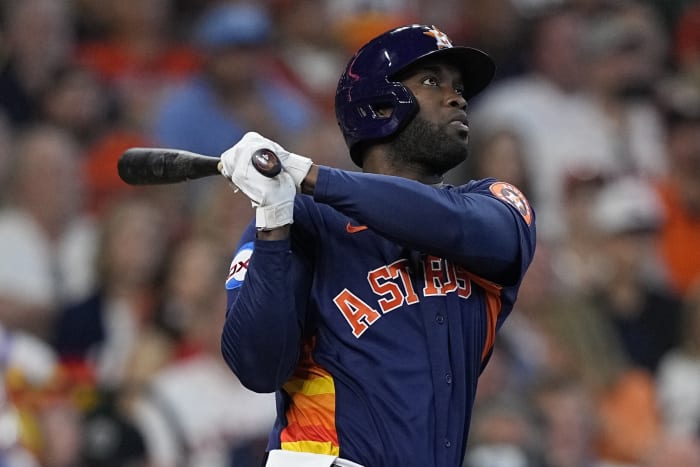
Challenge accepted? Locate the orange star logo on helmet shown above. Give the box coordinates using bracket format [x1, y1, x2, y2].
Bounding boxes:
[423, 27, 453, 49]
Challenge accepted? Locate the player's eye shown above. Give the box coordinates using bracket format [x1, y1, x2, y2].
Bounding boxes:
[454, 86, 465, 96]
[421, 76, 439, 87]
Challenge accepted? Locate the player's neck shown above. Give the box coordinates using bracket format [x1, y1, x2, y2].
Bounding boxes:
[362, 150, 444, 185]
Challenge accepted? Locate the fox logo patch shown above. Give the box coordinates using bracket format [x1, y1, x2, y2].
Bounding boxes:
[226, 242, 254, 289]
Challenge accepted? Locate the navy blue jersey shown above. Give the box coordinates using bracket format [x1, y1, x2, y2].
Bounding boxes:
[221, 166, 536, 467]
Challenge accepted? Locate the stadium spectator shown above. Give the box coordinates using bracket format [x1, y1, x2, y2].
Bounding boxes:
[75, 0, 199, 104]
[531, 372, 598, 467]
[464, 394, 544, 466]
[0, 0, 75, 127]
[152, 2, 318, 157]
[551, 169, 608, 296]
[269, 0, 347, 114]
[476, 3, 669, 243]
[588, 176, 682, 374]
[450, 0, 528, 80]
[575, 2, 668, 181]
[536, 282, 663, 466]
[656, 282, 700, 439]
[38, 63, 111, 148]
[129, 236, 276, 467]
[0, 125, 97, 339]
[653, 78, 700, 295]
[150, 2, 320, 209]
[472, 5, 591, 241]
[1, 322, 84, 467]
[52, 195, 168, 389]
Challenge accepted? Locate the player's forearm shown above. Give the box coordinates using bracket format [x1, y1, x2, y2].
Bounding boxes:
[256, 225, 290, 240]
[221, 240, 302, 393]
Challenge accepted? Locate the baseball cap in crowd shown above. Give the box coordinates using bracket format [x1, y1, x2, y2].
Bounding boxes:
[592, 176, 664, 235]
[193, 3, 272, 48]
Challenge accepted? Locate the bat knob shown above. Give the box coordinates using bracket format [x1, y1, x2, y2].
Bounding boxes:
[251, 148, 282, 177]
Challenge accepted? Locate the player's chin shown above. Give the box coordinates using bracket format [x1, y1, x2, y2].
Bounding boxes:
[447, 130, 470, 152]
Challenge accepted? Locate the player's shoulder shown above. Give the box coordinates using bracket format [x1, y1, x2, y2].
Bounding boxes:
[455, 177, 510, 193]
[457, 177, 495, 191]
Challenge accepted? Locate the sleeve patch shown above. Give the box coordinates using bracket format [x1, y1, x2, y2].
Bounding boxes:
[226, 241, 254, 290]
[489, 182, 532, 225]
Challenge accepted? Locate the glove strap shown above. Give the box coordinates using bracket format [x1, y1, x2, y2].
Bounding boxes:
[256, 199, 294, 230]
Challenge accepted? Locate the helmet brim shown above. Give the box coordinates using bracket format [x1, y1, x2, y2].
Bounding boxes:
[390, 46, 495, 100]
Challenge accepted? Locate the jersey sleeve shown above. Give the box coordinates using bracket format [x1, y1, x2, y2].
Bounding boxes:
[220, 218, 313, 393]
[313, 167, 536, 285]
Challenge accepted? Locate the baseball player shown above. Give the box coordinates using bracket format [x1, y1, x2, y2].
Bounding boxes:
[219, 25, 537, 467]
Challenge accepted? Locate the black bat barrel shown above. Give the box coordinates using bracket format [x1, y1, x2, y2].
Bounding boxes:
[117, 148, 221, 185]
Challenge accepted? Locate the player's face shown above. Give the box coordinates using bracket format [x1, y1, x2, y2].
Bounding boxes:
[389, 59, 469, 174]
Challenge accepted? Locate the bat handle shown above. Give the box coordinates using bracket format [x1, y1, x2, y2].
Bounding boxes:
[217, 148, 283, 178]
[251, 148, 282, 177]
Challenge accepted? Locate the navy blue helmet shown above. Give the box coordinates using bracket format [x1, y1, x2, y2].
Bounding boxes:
[335, 25, 495, 166]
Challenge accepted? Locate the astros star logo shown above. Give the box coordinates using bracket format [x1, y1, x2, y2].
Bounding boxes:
[489, 182, 533, 225]
[423, 27, 453, 49]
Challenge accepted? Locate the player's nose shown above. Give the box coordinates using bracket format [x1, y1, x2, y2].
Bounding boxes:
[446, 90, 467, 110]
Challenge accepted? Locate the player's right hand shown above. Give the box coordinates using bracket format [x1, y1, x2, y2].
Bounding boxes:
[227, 132, 313, 191]
[220, 133, 297, 230]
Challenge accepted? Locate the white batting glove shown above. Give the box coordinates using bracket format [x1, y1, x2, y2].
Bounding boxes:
[223, 132, 313, 191]
[220, 134, 297, 230]
[254, 170, 296, 230]
[220, 135, 271, 205]
[280, 151, 314, 191]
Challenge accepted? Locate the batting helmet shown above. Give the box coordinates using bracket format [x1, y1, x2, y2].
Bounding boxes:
[335, 25, 495, 166]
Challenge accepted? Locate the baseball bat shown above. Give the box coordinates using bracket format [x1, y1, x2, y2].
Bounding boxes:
[117, 147, 282, 185]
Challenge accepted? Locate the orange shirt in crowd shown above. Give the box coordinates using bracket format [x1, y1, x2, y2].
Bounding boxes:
[655, 180, 700, 295]
[83, 130, 149, 214]
[595, 369, 661, 464]
[76, 41, 200, 82]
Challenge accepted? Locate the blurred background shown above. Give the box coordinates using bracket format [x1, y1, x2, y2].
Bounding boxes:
[0, 0, 699, 466]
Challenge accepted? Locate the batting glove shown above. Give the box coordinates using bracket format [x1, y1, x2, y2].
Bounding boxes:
[280, 151, 314, 192]
[220, 135, 297, 230]
[254, 170, 296, 230]
[226, 132, 313, 191]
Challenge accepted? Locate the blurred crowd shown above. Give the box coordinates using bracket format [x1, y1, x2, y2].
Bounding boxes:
[0, 0, 699, 466]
